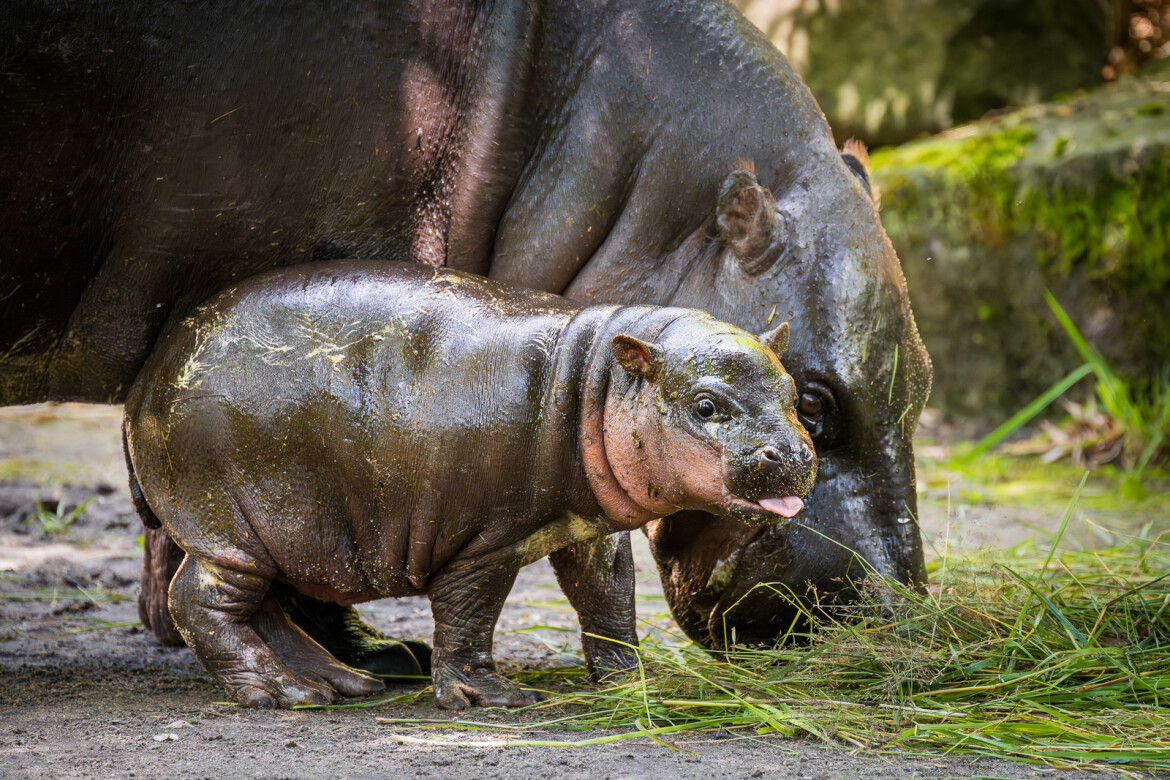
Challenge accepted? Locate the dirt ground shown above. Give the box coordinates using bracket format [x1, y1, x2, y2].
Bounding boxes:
[0, 403, 1153, 779]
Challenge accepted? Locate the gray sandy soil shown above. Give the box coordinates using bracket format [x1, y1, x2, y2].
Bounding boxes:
[0, 404, 1146, 778]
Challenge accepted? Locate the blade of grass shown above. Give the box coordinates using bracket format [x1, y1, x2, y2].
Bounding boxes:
[957, 364, 1093, 463]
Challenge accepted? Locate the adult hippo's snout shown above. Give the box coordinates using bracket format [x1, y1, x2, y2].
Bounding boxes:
[729, 457, 925, 646]
[650, 448, 926, 648]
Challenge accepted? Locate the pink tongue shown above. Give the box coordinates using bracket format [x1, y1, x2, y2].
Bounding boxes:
[758, 496, 804, 518]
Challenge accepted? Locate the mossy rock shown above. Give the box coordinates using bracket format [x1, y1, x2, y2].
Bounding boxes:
[735, 0, 1120, 145]
[870, 71, 1170, 418]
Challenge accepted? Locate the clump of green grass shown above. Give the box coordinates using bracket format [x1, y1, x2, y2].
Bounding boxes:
[556, 542, 1165, 769]
[1045, 293, 1169, 490]
[24, 493, 93, 534]
[379, 521, 1170, 770]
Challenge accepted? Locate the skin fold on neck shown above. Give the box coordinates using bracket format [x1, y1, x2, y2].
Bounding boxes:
[579, 387, 664, 531]
[576, 309, 680, 531]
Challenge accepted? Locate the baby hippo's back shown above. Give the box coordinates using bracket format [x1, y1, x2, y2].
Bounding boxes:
[124, 261, 583, 601]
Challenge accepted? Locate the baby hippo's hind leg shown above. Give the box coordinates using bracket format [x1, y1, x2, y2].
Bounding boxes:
[251, 589, 386, 698]
[168, 557, 336, 708]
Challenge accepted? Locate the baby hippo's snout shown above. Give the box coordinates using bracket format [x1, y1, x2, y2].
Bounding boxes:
[750, 442, 816, 518]
[756, 442, 815, 469]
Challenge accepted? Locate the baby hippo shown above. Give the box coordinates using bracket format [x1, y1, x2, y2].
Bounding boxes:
[123, 261, 816, 710]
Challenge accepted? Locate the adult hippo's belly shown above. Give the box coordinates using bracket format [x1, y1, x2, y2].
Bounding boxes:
[1, 0, 930, 657]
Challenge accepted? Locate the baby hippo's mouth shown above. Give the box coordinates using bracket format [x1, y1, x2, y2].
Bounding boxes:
[723, 493, 805, 524]
[757, 496, 804, 517]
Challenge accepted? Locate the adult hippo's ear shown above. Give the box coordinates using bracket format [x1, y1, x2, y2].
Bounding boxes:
[758, 321, 790, 358]
[841, 138, 880, 206]
[716, 168, 789, 275]
[612, 335, 663, 381]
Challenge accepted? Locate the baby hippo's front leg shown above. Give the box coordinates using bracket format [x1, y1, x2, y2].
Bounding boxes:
[428, 552, 547, 710]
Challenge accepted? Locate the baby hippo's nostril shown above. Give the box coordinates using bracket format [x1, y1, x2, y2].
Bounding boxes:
[758, 446, 782, 465]
[799, 444, 814, 464]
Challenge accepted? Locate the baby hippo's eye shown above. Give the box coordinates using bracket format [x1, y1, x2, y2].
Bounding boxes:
[695, 398, 717, 420]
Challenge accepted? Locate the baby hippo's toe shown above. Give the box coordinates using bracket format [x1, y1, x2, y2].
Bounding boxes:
[236, 687, 278, 709]
[433, 664, 546, 710]
[468, 678, 548, 709]
[324, 667, 385, 698]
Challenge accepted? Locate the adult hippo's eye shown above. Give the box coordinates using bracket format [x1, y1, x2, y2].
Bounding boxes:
[695, 398, 717, 420]
[796, 383, 836, 440]
[799, 392, 822, 418]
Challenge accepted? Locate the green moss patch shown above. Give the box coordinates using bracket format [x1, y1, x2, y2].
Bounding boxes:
[868, 74, 1170, 411]
[873, 123, 1170, 293]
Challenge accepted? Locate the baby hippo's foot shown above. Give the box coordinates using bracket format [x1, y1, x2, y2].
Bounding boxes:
[233, 673, 338, 710]
[137, 527, 187, 647]
[432, 653, 548, 711]
[252, 593, 385, 700]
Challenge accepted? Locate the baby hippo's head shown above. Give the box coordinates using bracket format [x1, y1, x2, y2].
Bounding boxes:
[604, 313, 817, 526]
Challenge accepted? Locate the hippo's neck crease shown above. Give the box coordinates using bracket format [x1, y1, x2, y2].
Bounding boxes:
[576, 307, 688, 530]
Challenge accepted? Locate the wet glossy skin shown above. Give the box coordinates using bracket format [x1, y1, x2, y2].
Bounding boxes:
[2, 0, 929, 655]
[123, 262, 816, 708]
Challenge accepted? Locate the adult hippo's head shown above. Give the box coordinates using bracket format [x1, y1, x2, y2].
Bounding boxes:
[643, 156, 932, 646]
[471, 0, 933, 650]
[470, 0, 936, 649]
[560, 138, 931, 647]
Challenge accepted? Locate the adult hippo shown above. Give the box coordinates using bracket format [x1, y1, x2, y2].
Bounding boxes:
[1, 0, 930, 668]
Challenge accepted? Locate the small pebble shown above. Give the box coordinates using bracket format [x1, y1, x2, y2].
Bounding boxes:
[286, 740, 299, 748]
[151, 733, 178, 742]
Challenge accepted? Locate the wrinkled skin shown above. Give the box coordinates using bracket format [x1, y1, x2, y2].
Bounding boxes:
[123, 262, 816, 708]
[1, 0, 929, 659]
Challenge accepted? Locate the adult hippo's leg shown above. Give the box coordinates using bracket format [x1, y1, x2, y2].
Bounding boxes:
[284, 594, 433, 679]
[251, 589, 387, 698]
[138, 527, 187, 647]
[549, 535, 640, 682]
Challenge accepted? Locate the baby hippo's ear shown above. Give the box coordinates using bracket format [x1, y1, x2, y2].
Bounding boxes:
[759, 321, 790, 358]
[612, 335, 663, 381]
